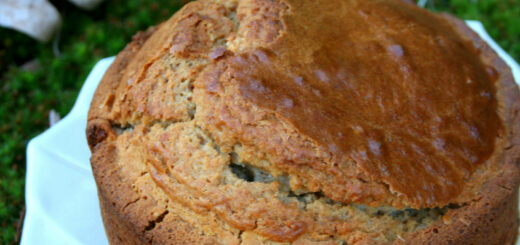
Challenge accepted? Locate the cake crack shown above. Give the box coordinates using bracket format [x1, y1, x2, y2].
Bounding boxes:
[144, 210, 169, 232]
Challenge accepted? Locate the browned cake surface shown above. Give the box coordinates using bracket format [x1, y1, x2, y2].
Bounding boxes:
[87, 0, 520, 244]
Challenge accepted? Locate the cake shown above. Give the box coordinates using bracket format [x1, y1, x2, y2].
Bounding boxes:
[86, 0, 520, 244]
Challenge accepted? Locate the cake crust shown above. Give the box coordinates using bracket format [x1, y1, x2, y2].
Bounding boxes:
[87, 0, 520, 244]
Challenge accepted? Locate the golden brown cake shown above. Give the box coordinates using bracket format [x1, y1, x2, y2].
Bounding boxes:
[86, 0, 520, 244]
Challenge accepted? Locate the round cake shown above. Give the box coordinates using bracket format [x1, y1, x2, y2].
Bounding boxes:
[86, 0, 520, 244]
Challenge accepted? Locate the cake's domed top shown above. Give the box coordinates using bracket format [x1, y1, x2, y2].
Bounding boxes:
[90, 0, 502, 208]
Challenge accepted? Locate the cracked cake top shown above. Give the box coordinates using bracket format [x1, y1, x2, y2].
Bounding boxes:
[87, 0, 520, 243]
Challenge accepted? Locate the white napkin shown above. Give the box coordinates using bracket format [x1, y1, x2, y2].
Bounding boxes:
[21, 21, 520, 245]
[22, 57, 114, 245]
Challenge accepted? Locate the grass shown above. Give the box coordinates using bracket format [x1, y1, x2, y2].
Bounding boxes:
[0, 0, 519, 244]
[431, 0, 520, 61]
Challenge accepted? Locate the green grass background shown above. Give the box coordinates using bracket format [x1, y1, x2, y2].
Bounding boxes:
[0, 0, 518, 243]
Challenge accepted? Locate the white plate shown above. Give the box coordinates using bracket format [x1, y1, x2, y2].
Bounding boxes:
[21, 21, 520, 245]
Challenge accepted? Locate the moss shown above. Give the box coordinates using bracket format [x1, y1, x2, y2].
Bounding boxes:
[0, 1, 184, 243]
